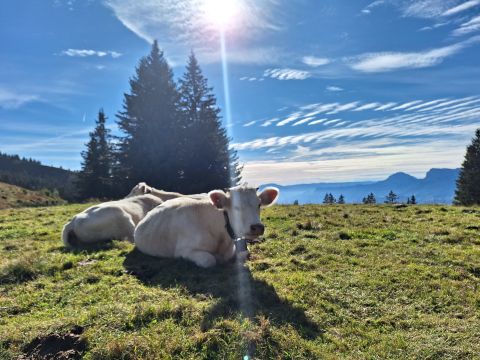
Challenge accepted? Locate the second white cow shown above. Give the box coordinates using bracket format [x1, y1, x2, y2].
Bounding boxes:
[134, 185, 279, 268]
[62, 194, 163, 247]
[126, 182, 207, 201]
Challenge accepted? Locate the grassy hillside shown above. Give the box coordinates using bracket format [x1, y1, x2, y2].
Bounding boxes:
[0, 182, 65, 210]
[1, 204, 479, 359]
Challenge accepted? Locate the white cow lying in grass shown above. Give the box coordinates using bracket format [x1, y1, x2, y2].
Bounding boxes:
[62, 182, 207, 247]
[134, 185, 279, 268]
[62, 194, 164, 247]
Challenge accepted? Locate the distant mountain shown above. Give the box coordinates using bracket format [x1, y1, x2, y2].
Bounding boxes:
[264, 168, 460, 204]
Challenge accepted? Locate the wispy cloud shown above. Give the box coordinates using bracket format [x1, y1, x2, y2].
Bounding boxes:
[453, 15, 480, 36]
[243, 120, 257, 127]
[0, 88, 39, 109]
[349, 36, 480, 72]
[326, 86, 343, 92]
[264, 68, 311, 80]
[362, 0, 476, 20]
[302, 56, 330, 67]
[361, 0, 385, 15]
[61, 49, 122, 58]
[442, 0, 480, 16]
[401, 0, 459, 19]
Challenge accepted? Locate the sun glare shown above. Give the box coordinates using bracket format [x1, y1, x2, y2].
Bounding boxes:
[201, 0, 242, 30]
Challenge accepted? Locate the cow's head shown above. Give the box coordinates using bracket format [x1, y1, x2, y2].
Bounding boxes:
[126, 182, 153, 197]
[208, 185, 279, 239]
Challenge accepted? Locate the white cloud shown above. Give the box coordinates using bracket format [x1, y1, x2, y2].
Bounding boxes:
[260, 117, 279, 127]
[390, 100, 424, 110]
[0, 88, 39, 109]
[361, 0, 385, 15]
[264, 68, 311, 80]
[326, 86, 343, 92]
[323, 118, 343, 126]
[401, 0, 458, 19]
[276, 112, 303, 126]
[292, 117, 315, 126]
[308, 118, 328, 126]
[353, 102, 381, 111]
[442, 0, 480, 16]
[349, 36, 480, 72]
[453, 15, 480, 36]
[243, 121, 257, 127]
[61, 49, 122, 58]
[327, 102, 359, 114]
[302, 56, 330, 67]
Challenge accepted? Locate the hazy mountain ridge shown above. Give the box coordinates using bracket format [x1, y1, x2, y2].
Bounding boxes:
[264, 168, 460, 204]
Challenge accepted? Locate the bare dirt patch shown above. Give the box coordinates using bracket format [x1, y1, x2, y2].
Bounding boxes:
[18, 326, 86, 360]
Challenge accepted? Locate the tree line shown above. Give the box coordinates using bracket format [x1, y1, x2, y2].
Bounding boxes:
[0, 152, 77, 201]
[77, 41, 241, 199]
[319, 191, 417, 205]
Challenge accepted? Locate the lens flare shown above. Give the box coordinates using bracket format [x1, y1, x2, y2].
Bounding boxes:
[201, 0, 243, 30]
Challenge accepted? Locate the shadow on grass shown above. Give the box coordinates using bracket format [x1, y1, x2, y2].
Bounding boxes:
[123, 248, 323, 340]
[58, 241, 116, 254]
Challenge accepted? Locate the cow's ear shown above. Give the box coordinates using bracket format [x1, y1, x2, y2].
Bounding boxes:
[259, 187, 279, 207]
[209, 190, 228, 209]
[138, 182, 152, 194]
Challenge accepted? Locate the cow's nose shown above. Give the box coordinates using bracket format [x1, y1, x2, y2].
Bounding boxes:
[250, 223, 265, 235]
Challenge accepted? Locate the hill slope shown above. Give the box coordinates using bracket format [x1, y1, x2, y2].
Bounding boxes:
[0, 182, 65, 209]
[1, 204, 479, 359]
[0, 152, 77, 201]
[268, 168, 460, 204]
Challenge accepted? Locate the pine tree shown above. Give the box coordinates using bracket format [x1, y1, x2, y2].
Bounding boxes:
[329, 193, 337, 204]
[385, 190, 398, 204]
[455, 128, 480, 205]
[410, 195, 417, 205]
[77, 109, 112, 199]
[323, 193, 336, 204]
[178, 52, 241, 193]
[338, 194, 345, 204]
[363, 193, 376, 204]
[115, 40, 182, 195]
[323, 193, 330, 204]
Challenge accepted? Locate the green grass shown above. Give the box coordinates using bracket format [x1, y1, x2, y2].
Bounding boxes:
[1, 203, 480, 359]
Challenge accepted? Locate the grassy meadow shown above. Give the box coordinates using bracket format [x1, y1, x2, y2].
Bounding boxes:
[0, 203, 479, 359]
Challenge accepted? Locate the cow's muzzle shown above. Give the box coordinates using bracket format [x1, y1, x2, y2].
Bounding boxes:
[250, 223, 265, 236]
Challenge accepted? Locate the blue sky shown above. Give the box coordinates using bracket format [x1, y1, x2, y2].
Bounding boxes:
[1, 0, 480, 185]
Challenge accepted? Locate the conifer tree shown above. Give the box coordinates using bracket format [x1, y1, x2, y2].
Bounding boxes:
[338, 194, 345, 204]
[363, 193, 376, 204]
[410, 195, 417, 205]
[455, 128, 480, 205]
[77, 109, 112, 199]
[115, 40, 181, 194]
[178, 52, 241, 193]
[323, 193, 330, 204]
[385, 190, 398, 204]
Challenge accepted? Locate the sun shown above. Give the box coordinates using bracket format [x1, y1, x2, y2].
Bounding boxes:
[201, 0, 243, 30]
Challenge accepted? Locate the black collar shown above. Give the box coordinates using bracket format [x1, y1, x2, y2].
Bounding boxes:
[223, 211, 236, 240]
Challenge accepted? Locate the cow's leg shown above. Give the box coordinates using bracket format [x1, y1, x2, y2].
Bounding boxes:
[117, 212, 136, 243]
[183, 250, 217, 268]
